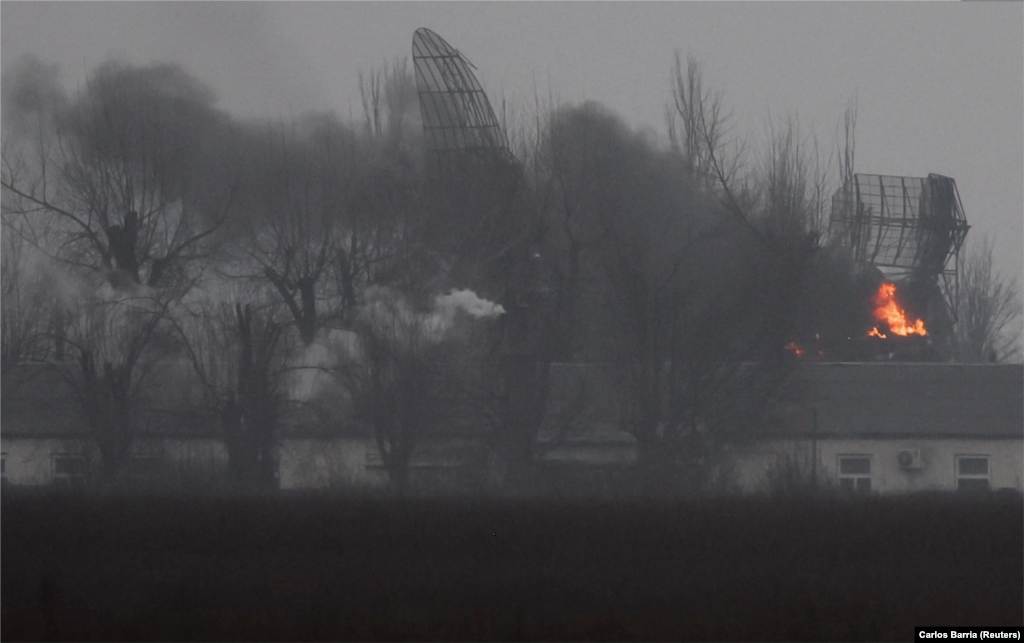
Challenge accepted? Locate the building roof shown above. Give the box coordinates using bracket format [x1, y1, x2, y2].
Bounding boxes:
[4, 361, 1021, 442]
[1, 361, 218, 439]
[763, 363, 1024, 439]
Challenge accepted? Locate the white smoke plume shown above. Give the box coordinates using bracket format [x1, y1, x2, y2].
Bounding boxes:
[434, 289, 506, 322]
[290, 328, 360, 402]
[287, 288, 504, 401]
[357, 286, 504, 344]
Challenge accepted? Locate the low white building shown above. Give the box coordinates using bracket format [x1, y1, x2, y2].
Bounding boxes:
[0, 363, 485, 491]
[728, 363, 1024, 494]
[2, 362, 1020, 495]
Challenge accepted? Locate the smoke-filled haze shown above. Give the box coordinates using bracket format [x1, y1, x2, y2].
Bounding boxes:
[2, 1, 1021, 294]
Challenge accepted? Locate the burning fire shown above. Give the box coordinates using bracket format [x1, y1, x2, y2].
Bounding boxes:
[785, 339, 824, 358]
[868, 282, 926, 338]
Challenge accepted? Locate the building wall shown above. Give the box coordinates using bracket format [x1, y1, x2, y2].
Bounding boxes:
[5, 433, 1018, 495]
[277, 438, 386, 490]
[277, 437, 488, 491]
[0, 437, 227, 487]
[1, 435, 377, 490]
[2, 438, 93, 486]
[730, 437, 1023, 494]
[1, 436, 476, 491]
[0, 436, 355, 489]
[147, 439, 229, 487]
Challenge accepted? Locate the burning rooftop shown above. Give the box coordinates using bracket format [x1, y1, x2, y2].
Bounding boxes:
[868, 282, 927, 339]
[827, 173, 969, 360]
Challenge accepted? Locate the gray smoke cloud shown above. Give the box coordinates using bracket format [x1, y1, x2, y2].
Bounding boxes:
[289, 288, 504, 402]
[1, 53, 67, 137]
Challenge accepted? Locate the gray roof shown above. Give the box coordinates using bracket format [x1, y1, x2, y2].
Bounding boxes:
[765, 363, 1024, 439]
[4, 361, 1021, 441]
[1, 362, 217, 439]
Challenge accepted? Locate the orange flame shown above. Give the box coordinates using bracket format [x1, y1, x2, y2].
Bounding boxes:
[869, 282, 927, 337]
[785, 342, 805, 357]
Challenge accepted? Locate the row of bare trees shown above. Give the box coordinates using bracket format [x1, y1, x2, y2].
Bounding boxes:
[0, 54, 516, 491]
[518, 54, 843, 492]
[2, 52, 1019, 494]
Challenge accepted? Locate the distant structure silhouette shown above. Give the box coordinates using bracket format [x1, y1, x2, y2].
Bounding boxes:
[412, 28, 516, 171]
[829, 173, 969, 325]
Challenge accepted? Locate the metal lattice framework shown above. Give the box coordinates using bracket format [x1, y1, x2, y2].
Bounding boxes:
[412, 28, 513, 167]
[829, 173, 969, 295]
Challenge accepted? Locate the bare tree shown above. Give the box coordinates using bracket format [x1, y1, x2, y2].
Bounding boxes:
[836, 98, 857, 198]
[360, 62, 549, 493]
[237, 120, 345, 346]
[0, 225, 48, 442]
[360, 58, 422, 160]
[953, 236, 1022, 363]
[667, 52, 741, 191]
[224, 112, 399, 349]
[174, 293, 290, 487]
[53, 291, 171, 478]
[1, 217, 52, 375]
[1, 61, 249, 484]
[558, 56, 837, 494]
[347, 291, 445, 495]
[596, 172, 780, 494]
[756, 115, 832, 241]
[1, 61, 236, 295]
[359, 67, 384, 141]
[533, 103, 614, 361]
[535, 101, 767, 493]
[235, 92, 422, 347]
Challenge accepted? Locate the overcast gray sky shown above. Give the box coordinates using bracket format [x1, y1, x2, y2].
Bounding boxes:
[3, 1, 1021, 290]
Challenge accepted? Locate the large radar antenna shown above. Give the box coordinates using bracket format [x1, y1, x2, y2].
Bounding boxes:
[829, 173, 970, 320]
[412, 28, 515, 171]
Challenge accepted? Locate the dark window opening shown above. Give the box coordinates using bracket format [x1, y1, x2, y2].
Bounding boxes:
[838, 455, 872, 494]
[956, 456, 991, 493]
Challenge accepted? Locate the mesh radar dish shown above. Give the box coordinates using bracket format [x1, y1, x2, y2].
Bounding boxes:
[412, 28, 513, 168]
[829, 173, 969, 312]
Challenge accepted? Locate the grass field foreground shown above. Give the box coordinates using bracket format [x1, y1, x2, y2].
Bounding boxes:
[2, 492, 1021, 641]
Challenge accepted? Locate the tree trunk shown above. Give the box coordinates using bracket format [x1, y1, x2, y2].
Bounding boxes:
[489, 356, 549, 494]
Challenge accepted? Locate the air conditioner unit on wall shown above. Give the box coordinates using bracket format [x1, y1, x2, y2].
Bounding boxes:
[898, 449, 923, 470]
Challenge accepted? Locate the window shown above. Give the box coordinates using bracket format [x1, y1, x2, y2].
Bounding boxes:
[52, 454, 88, 488]
[956, 456, 990, 493]
[838, 455, 872, 493]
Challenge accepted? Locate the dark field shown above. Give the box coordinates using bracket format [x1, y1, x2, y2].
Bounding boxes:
[2, 492, 1021, 641]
